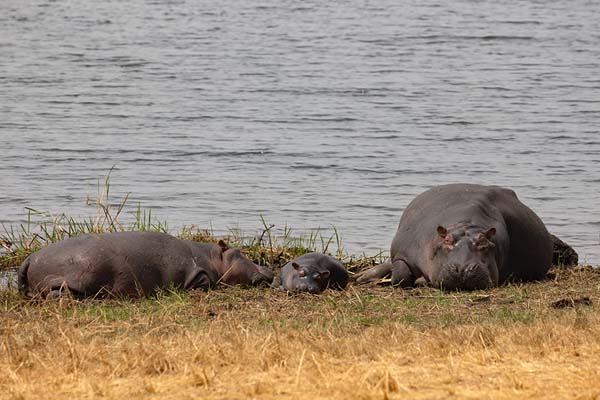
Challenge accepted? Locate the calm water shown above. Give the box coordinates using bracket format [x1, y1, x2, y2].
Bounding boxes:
[1, 0, 599, 264]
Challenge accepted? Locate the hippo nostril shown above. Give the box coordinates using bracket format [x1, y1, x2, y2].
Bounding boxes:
[465, 263, 480, 274]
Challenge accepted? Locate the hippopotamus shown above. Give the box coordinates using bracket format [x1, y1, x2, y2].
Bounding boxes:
[273, 252, 349, 294]
[356, 184, 553, 290]
[18, 231, 273, 299]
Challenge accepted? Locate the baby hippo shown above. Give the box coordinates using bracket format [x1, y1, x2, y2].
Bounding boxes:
[273, 252, 349, 294]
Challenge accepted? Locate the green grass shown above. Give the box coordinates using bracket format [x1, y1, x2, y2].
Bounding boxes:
[0, 172, 355, 272]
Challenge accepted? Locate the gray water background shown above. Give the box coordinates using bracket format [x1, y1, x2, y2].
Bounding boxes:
[1, 0, 599, 264]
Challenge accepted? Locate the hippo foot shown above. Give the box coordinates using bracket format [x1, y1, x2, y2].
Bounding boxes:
[355, 261, 393, 284]
[390, 260, 416, 288]
[47, 285, 86, 300]
[184, 270, 213, 291]
[414, 277, 429, 287]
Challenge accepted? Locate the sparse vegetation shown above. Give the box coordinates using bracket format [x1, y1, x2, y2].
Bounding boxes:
[0, 173, 365, 273]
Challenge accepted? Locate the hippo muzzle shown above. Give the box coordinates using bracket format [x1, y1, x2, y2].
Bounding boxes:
[251, 267, 274, 286]
[433, 262, 495, 290]
[291, 279, 323, 294]
[430, 225, 499, 291]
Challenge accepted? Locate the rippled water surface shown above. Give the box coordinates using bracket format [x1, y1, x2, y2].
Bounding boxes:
[1, 0, 599, 263]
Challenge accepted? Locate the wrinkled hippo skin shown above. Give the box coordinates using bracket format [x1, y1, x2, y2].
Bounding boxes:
[550, 234, 578, 266]
[273, 252, 348, 294]
[356, 184, 553, 290]
[18, 231, 272, 299]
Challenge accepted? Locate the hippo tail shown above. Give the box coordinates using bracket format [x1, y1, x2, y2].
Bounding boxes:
[17, 257, 31, 297]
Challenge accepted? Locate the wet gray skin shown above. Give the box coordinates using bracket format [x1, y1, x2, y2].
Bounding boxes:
[429, 225, 498, 290]
[273, 252, 348, 294]
[19, 232, 273, 299]
[356, 184, 553, 290]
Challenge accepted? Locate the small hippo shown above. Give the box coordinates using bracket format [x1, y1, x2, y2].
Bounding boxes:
[356, 184, 553, 290]
[273, 252, 349, 294]
[18, 231, 273, 299]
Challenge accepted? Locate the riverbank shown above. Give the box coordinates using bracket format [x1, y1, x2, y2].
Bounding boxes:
[1, 266, 599, 399]
[0, 178, 378, 273]
[2, 189, 598, 398]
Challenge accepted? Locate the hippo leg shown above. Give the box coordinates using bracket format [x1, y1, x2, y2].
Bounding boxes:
[47, 284, 87, 300]
[390, 260, 416, 288]
[355, 260, 393, 284]
[184, 269, 213, 291]
[414, 277, 428, 287]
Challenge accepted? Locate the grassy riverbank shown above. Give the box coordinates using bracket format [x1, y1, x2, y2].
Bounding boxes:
[2, 180, 599, 399]
[1, 266, 599, 399]
[0, 174, 369, 272]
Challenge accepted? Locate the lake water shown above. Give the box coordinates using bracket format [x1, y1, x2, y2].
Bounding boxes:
[1, 0, 599, 264]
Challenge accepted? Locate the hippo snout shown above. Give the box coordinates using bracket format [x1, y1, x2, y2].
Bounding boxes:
[307, 285, 323, 294]
[437, 263, 493, 290]
[251, 267, 274, 286]
[449, 262, 480, 276]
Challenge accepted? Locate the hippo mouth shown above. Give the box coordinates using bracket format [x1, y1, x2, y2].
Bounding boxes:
[434, 263, 495, 291]
[435, 276, 494, 291]
[290, 282, 323, 294]
[251, 270, 274, 286]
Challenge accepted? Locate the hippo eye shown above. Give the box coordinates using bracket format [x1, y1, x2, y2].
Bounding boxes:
[476, 239, 494, 251]
[481, 242, 495, 251]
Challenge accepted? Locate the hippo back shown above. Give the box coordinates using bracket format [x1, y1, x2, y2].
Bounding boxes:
[19, 231, 213, 298]
[488, 186, 553, 281]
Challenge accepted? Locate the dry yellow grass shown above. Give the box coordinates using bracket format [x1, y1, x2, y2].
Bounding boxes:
[1, 267, 600, 399]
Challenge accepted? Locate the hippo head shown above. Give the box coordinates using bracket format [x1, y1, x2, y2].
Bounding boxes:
[290, 262, 330, 294]
[429, 225, 499, 290]
[218, 240, 274, 286]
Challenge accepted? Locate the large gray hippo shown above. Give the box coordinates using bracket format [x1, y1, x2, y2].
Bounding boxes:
[356, 184, 553, 290]
[18, 231, 273, 299]
[273, 252, 349, 294]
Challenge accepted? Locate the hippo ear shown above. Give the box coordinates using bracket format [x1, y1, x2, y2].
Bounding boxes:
[217, 240, 229, 252]
[437, 226, 448, 238]
[314, 271, 330, 281]
[485, 227, 496, 240]
[292, 263, 305, 277]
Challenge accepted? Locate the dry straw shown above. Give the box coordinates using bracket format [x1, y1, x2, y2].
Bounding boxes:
[1, 267, 599, 399]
